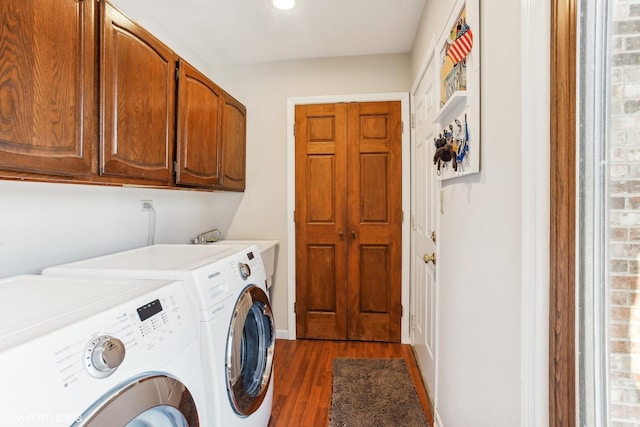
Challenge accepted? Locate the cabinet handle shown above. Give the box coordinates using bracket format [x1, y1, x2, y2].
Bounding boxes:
[351, 230, 357, 239]
[338, 230, 344, 239]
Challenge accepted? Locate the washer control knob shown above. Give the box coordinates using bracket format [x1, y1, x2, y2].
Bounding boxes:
[84, 335, 126, 378]
[239, 262, 251, 280]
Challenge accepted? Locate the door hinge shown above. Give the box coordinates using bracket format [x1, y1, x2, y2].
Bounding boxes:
[293, 124, 296, 137]
[401, 304, 404, 317]
[294, 302, 296, 313]
[411, 113, 416, 129]
[401, 121, 404, 133]
[293, 210, 296, 222]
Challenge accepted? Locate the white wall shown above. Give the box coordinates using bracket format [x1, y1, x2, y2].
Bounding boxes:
[412, 0, 549, 427]
[410, 0, 549, 426]
[0, 181, 243, 277]
[209, 54, 412, 333]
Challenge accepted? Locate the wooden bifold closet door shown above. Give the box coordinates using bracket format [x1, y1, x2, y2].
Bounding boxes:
[295, 101, 402, 342]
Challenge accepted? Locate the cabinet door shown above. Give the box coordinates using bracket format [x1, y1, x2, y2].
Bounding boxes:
[100, 3, 176, 183]
[0, 0, 95, 177]
[219, 92, 246, 191]
[175, 60, 222, 188]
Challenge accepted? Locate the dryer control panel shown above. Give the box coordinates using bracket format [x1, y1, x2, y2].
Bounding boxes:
[228, 248, 265, 281]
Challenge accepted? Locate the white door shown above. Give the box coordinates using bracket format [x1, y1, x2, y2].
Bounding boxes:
[410, 50, 439, 401]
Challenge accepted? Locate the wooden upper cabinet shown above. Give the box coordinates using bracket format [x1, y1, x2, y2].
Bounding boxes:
[100, 2, 176, 183]
[0, 0, 95, 177]
[0, 1, 246, 191]
[219, 92, 247, 191]
[175, 60, 223, 188]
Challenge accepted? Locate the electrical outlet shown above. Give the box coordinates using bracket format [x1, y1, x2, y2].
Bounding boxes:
[141, 200, 153, 211]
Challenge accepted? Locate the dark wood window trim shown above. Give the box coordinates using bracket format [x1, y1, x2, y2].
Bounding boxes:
[550, 0, 577, 425]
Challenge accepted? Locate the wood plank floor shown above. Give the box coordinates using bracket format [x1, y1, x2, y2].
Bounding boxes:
[267, 339, 434, 427]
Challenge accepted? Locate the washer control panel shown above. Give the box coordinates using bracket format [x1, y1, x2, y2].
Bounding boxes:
[47, 282, 197, 389]
[83, 335, 126, 378]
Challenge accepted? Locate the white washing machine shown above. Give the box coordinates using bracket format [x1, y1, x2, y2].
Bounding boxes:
[0, 274, 207, 426]
[43, 244, 275, 427]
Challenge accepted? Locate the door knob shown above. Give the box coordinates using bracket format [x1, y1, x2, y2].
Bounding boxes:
[423, 253, 436, 264]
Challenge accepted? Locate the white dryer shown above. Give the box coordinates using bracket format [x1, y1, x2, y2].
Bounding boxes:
[0, 274, 207, 426]
[43, 244, 275, 427]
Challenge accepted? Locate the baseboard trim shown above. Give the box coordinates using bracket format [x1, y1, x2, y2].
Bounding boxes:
[275, 329, 291, 340]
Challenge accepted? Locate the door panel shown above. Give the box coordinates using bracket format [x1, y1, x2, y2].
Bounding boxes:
[411, 53, 438, 401]
[347, 102, 402, 342]
[295, 101, 402, 342]
[359, 245, 390, 313]
[302, 244, 346, 339]
[307, 156, 336, 221]
[295, 103, 348, 340]
[360, 154, 389, 221]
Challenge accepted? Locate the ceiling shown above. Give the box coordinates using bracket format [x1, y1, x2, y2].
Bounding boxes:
[109, 0, 427, 67]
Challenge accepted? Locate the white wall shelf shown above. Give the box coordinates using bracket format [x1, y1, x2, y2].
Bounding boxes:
[434, 90, 467, 125]
[432, 1, 479, 182]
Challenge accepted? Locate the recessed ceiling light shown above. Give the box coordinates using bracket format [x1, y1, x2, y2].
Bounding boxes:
[273, 0, 295, 10]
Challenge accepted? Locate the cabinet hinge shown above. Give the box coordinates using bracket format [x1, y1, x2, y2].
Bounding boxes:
[294, 302, 296, 313]
[293, 210, 296, 222]
[175, 62, 180, 81]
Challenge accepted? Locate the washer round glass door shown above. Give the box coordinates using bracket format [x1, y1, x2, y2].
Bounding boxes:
[226, 285, 275, 416]
[76, 374, 199, 426]
[126, 406, 188, 427]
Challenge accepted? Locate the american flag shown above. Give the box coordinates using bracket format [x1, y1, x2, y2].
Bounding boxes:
[447, 28, 473, 64]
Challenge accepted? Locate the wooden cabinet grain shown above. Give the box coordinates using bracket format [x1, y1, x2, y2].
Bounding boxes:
[0, 1, 246, 191]
[219, 92, 247, 191]
[175, 60, 223, 188]
[100, 2, 177, 184]
[0, 0, 96, 177]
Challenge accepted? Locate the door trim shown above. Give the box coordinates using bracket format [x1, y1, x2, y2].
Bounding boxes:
[521, 0, 551, 426]
[550, 0, 577, 425]
[285, 92, 411, 343]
